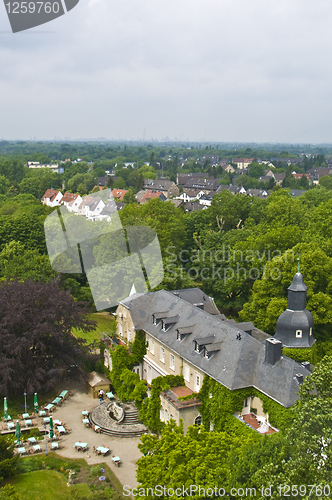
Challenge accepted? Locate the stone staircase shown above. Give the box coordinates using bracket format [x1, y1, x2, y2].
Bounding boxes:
[122, 408, 140, 425]
[89, 402, 148, 438]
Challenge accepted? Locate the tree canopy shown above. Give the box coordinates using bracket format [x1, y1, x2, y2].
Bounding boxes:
[0, 279, 96, 395]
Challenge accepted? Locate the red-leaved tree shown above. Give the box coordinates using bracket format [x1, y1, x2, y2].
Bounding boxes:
[0, 279, 96, 395]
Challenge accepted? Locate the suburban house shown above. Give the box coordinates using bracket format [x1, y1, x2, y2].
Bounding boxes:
[28, 162, 64, 174]
[198, 193, 214, 206]
[111, 188, 128, 201]
[136, 190, 166, 203]
[184, 202, 207, 213]
[98, 176, 110, 188]
[178, 189, 205, 203]
[143, 179, 179, 199]
[110, 273, 312, 433]
[41, 189, 63, 207]
[246, 188, 269, 199]
[67, 194, 83, 213]
[220, 163, 235, 174]
[182, 177, 219, 194]
[177, 173, 209, 186]
[307, 167, 332, 184]
[232, 158, 253, 169]
[60, 192, 81, 209]
[78, 195, 105, 220]
[98, 200, 125, 220]
[292, 173, 311, 182]
[274, 173, 285, 186]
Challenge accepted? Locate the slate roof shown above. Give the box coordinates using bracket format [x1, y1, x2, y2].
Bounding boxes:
[100, 200, 124, 215]
[120, 290, 311, 407]
[183, 178, 219, 191]
[184, 202, 206, 213]
[274, 173, 285, 182]
[177, 173, 207, 185]
[169, 288, 220, 315]
[98, 176, 109, 187]
[144, 179, 175, 191]
[289, 189, 305, 198]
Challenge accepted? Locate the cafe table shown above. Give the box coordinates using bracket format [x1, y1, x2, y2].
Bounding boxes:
[96, 446, 109, 455]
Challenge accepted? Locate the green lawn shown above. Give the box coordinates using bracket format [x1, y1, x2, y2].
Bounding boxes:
[7, 469, 91, 500]
[73, 313, 116, 344]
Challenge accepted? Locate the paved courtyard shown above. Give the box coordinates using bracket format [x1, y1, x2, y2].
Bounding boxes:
[50, 382, 143, 489]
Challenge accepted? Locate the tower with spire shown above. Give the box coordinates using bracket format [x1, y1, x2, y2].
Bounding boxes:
[274, 259, 315, 348]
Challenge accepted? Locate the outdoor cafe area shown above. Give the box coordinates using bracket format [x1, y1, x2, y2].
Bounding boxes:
[1, 389, 73, 433]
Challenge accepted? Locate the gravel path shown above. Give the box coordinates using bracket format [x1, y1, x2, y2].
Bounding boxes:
[49, 382, 142, 490]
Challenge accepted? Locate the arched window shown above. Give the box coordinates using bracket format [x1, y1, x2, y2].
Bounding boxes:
[195, 415, 202, 426]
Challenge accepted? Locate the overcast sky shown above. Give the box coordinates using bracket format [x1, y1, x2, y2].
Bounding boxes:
[1, 0, 332, 143]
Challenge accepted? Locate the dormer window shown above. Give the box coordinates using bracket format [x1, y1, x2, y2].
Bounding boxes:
[310, 327, 313, 336]
[203, 342, 222, 359]
[153, 311, 169, 326]
[193, 336, 216, 354]
[296, 329, 303, 338]
[176, 326, 194, 341]
[195, 342, 202, 353]
[160, 316, 179, 332]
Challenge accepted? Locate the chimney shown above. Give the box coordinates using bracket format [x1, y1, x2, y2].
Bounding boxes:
[301, 361, 311, 372]
[265, 338, 282, 365]
[295, 373, 304, 384]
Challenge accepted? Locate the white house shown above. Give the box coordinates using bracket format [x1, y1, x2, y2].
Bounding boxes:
[78, 196, 105, 220]
[41, 189, 63, 207]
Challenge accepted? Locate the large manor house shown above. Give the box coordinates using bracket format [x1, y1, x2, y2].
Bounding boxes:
[104, 269, 314, 433]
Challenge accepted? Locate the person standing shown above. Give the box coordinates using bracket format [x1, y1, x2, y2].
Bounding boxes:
[98, 389, 104, 405]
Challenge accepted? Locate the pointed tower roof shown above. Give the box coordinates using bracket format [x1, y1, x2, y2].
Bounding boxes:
[288, 272, 307, 292]
[275, 264, 315, 348]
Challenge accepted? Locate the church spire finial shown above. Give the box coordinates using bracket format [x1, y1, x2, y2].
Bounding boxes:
[297, 257, 300, 274]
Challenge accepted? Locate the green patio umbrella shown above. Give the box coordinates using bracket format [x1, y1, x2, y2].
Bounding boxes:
[49, 416, 54, 439]
[4, 397, 8, 420]
[15, 421, 21, 446]
[34, 393, 38, 414]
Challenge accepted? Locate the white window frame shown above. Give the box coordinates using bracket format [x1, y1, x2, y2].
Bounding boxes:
[310, 327, 313, 336]
[160, 347, 165, 363]
[150, 338, 154, 355]
[127, 329, 131, 342]
[170, 354, 175, 371]
[195, 372, 200, 392]
[119, 322, 123, 337]
[183, 363, 190, 382]
[296, 329, 303, 338]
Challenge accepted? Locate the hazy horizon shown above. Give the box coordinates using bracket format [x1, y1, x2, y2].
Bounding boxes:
[1, 0, 332, 143]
